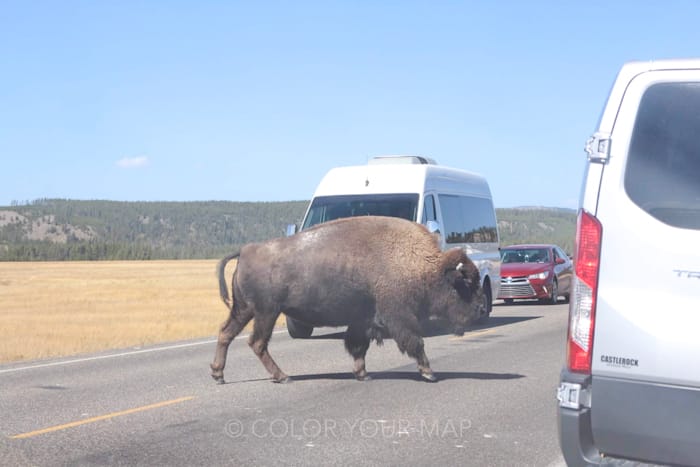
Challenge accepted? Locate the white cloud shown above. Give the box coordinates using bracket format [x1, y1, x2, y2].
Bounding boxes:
[116, 156, 150, 169]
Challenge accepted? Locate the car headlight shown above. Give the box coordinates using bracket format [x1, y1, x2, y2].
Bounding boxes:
[528, 271, 550, 280]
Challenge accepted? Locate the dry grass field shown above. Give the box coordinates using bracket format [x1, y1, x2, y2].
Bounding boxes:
[0, 260, 284, 363]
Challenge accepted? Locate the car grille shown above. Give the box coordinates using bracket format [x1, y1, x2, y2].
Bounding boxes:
[499, 276, 535, 297]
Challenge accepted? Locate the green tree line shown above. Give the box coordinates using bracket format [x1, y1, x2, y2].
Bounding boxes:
[497, 207, 576, 254]
[0, 200, 575, 261]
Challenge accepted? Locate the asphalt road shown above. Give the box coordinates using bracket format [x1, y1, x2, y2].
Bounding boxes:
[1, 301, 568, 467]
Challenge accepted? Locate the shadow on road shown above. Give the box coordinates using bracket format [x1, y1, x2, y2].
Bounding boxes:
[298, 315, 542, 341]
[296, 370, 524, 382]
[494, 298, 569, 307]
[421, 315, 541, 337]
[227, 370, 524, 384]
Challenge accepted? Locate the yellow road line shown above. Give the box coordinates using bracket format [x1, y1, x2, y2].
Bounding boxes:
[448, 329, 496, 341]
[10, 396, 195, 439]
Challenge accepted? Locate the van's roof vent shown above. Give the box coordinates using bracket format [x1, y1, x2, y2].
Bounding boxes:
[368, 155, 437, 165]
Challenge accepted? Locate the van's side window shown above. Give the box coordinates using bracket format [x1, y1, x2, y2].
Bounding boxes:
[627, 82, 700, 230]
[422, 194, 436, 223]
[438, 194, 498, 243]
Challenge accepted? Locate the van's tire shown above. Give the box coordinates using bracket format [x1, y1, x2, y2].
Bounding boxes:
[476, 281, 492, 324]
[286, 317, 313, 338]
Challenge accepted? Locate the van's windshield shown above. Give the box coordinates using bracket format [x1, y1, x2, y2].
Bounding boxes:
[302, 194, 419, 229]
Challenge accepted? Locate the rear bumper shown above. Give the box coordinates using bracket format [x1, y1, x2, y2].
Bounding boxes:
[558, 369, 700, 466]
[557, 372, 602, 466]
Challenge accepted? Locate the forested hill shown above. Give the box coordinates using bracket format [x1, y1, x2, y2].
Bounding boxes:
[497, 207, 576, 253]
[0, 199, 309, 261]
[0, 200, 575, 261]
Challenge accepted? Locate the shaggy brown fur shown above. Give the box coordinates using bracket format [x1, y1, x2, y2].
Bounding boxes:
[210, 216, 484, 384]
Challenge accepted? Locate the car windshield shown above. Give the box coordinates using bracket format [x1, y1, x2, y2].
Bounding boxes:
[302, 193, 419, 229]
[501, 248, 550, 264]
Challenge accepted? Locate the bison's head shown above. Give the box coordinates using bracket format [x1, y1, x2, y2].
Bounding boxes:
[435, 247, 483, 335]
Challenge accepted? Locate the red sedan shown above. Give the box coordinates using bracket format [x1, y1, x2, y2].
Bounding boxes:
[497, 244, 572, 304]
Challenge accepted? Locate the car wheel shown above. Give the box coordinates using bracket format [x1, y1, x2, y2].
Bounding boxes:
[286, 317, 313, 338]
[476, 281, 492, 324]
[548, 280, 558, 305]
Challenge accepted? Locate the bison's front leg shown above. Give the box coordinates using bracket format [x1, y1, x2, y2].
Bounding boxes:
[344, 321, 372, 381]
[405, 338, 437, 382]
[248, 310, 290, 383]
[210, 304, 254, 384]
[386, 314, 438, 382]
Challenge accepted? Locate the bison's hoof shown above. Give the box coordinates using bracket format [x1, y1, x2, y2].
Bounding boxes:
[273, 376, 292, 384]
[355, 374, 372, 382]
[211, 374, 226, 385]
[421, 372, 438, 383]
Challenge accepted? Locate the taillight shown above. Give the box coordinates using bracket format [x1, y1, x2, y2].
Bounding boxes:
[567, 209, 602, 373]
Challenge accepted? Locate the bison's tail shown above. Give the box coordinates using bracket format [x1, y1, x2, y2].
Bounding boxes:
[217, 252, 240, 309]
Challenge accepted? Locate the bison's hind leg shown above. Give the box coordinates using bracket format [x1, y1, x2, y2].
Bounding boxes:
[248, 308, 290, 383]
[345, 321, 372, 381]
[210, 304, 254, 384]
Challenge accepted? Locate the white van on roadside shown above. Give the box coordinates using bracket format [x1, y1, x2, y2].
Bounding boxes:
[286, 155, 501, 338]
[558, 60, 700, 466]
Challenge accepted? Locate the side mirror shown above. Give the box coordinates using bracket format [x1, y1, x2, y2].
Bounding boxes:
[555, 257, 566, 265]
[425, 220, 440, 234]
[285, 224, 298, 236]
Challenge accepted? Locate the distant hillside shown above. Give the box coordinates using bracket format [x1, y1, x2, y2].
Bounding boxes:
[0, 199, 308, 260]
[0, 200, 576, 261]
[497, 207, 576, 253]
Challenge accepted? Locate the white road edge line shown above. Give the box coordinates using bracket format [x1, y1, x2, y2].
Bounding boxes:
[0, 329, 288, 374]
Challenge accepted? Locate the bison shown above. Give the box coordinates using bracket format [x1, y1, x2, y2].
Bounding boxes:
[210, 216, 484, 384]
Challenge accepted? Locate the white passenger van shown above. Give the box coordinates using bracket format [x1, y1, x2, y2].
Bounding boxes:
[286, 155, 501, 338]
[558, 60, 700, 465]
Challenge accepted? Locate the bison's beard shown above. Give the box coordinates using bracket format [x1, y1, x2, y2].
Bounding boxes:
[445, 294, 484, 336]
[444, 311, 470, 336]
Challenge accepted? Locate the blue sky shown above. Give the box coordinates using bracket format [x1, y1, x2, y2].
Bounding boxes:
[1, 1, 698, 208]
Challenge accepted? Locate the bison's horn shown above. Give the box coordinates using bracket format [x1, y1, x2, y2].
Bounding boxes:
[456, 262, 464, 271]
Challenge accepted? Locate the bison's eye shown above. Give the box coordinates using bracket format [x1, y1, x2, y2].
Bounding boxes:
[456, 283, 473, 301]
[446, 271, 472, 301]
